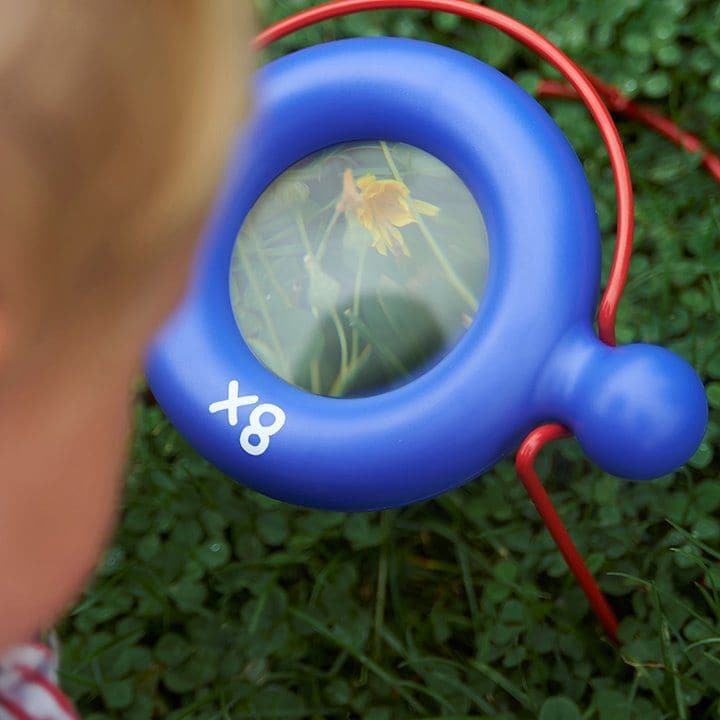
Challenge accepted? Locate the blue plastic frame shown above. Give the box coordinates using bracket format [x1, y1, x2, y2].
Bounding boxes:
[147, 38, 707, 511]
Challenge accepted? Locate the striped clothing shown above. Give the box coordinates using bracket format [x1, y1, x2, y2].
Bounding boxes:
[0, 640, 77, 720]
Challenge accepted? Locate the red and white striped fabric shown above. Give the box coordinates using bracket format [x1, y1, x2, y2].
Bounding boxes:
[0, 639, 77, 720]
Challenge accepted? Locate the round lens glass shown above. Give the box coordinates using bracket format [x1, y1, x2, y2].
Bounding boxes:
[230, 142, 489, 398]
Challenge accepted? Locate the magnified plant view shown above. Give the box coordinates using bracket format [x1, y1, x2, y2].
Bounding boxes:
[230, 141, 489, 397]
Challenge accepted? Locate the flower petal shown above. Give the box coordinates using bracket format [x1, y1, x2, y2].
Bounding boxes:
[372, 227, 388, 255]
[346, 169, 436, 259]
[389, 224, 411, 257]
[412, 199, 440, 217]
[357, 174, 378, 192]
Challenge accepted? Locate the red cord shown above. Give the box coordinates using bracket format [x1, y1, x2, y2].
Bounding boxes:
[257, 0, 719, 645]
[538, 78, 720, 184]
[528, 78, 720, 644]
[515, 425, 620, 642]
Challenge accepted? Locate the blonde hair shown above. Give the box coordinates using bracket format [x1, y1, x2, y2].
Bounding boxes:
[0, 1, 254, 343]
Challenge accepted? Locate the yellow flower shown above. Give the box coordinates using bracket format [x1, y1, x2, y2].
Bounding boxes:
[337, 168, 439, 257]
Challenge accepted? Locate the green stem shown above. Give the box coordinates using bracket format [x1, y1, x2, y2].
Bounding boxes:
[289, 608, 429, 715]
[329, 309, 349, 395]
[237, 247, 288, 378]
[310, 357, 321, 395]
[297, 211, 349, 394]
[345, 309, 408, 378]
[329, 344, 372, 397]
[246, 223, 292, 308]
[316, 207, 341, 263]
[350, 246, 369, 365]
[247, 198, 338, 250]
[296, 212, 313, 257]
[380, 141, 478, 312]
[373, 512, 391, 658]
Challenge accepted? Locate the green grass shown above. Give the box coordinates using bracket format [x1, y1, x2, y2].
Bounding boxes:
[59, 1, 720, 717]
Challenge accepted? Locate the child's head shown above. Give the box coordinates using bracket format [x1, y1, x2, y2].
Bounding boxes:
[0, 1, 254, 648]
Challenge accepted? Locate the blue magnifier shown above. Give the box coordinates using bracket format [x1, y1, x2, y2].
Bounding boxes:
[147, 35, 707, 513]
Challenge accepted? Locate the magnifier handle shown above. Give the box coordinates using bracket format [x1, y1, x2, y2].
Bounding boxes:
[537, 324, 708, 480]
